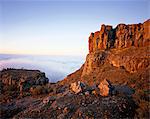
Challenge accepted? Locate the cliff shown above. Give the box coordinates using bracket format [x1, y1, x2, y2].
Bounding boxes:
[62, 19, 150, 85]
[0, 20, 149, 119]
[89, 19, 150, 53]
[60, 20, 150, 118]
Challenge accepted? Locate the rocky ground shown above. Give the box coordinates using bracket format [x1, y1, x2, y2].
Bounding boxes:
[0, 69, 137, 119]
[0, 20, 150, 118]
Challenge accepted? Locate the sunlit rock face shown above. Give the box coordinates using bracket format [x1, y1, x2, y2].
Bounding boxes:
[61, 19, 150, 86]
[107, 47, 149, 73]
[88, 19, 150, 53]
[81, 20, 150, 78]
[98, 79, 113, 96]
[58, 20, 150, 119]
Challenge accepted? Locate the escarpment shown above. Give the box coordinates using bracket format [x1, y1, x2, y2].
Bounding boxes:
[60, 20, 150, 118]
[82, 20, 150, 78]
[61, 19, 150, 86]
[89, 19, 150, 53]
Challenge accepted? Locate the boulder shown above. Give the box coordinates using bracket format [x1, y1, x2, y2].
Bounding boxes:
[114, 85, 135, 96]
[84, 91, 90, 96]
[98, 79, 113, 96]
[70, 81, 86, 94]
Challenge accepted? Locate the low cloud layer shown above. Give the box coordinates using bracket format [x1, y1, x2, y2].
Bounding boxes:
[0, 54, 84, 82]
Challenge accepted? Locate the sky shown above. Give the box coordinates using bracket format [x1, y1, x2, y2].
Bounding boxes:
[0, 0, 149, 56]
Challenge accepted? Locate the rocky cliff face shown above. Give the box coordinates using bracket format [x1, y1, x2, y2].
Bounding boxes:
[60, 20, 150, 118]
[82, 20, 150, 78]
[61, 19, 150, 85]
[89, 19, 150, 53]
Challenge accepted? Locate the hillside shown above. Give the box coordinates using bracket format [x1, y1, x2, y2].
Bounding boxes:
[60, 19, 150, 118]
[0, 19, 150, 119]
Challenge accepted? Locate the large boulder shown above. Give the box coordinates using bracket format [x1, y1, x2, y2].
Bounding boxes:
[98, 79, 113, 96]
[70, 81, 86, 94]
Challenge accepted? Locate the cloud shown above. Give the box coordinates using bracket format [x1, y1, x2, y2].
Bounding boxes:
[0, 54, 84, 82]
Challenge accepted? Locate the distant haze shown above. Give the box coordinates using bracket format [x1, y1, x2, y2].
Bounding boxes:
[0, 54, 85, 82]
[0, 0, 149, 56]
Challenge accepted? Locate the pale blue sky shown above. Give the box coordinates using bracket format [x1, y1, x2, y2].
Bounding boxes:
[0, 0, 149, 56]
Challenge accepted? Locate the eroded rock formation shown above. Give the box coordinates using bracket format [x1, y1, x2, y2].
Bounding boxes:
[89, 19, 150, 53]
[0, 69, 49, 94]
[60, 20, 150, 118]
[81, 20, 150, 78]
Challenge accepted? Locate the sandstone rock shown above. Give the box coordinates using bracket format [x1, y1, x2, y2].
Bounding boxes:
[88, 19, 150, 52]
[98, 79, 113, 96]
[108, 47, 150, 73]
[92, 90, 97, 95]
[70, 81, 86, 94]
[81, 51, 107, 77]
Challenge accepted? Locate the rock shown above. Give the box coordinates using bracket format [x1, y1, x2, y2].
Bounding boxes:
[63, 107, 68, 113]
[51, 101, 57, 109]
[84, 91, 90, 96]
[57, 113, 65, 119]
[43, 96, 51, 104]
[114, 85, 135, 96]
[81, 51, 107, 77]
[107, 46, 149, 73]
[91, 88, 99, 96]
[92, 90, 96, 95]
[70, 81, 86, 94]
[0, 80, 3, 94]
[0, 69, 49, 93]
[88, 19, 150, 52]
[98, 79, 113, 96]
[57, 20, 149, 119]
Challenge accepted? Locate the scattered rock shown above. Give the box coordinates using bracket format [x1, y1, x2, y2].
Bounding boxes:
[63, 107, 68, 113]
[92, 90, 96, 95]
[98, 79, 113, 96]
[70, 81, 86, 94]
[84, 91, 90, 96]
